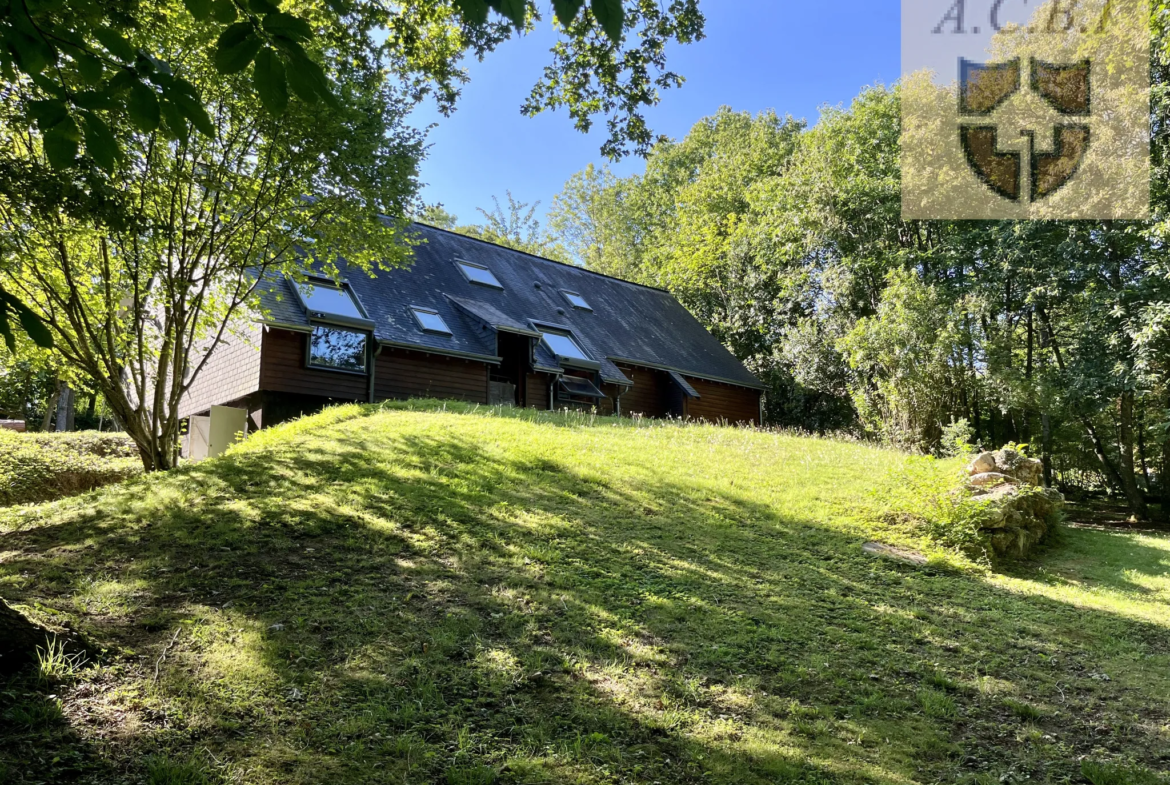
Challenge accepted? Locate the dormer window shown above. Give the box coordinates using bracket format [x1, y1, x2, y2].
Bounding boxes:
[456, 260, 502, 289]
[410, 306, 452, 335]
[562, 290, 592, 311]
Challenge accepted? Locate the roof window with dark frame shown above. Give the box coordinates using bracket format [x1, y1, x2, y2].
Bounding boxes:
[455, 259, 503, 289]
[539, 330, 590, 362]
[561, 290, 592, 311]
[410, 306, 452, 336]
[294, 277, 372, 328]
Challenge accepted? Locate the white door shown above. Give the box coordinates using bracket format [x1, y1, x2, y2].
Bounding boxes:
[188, 415, 211, 461]
[208, 405, 248, 457]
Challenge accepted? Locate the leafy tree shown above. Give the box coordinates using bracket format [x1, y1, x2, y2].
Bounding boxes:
[0, 0, 707, 348]
[0, 0, 420, 470]
[549, 76, 1170, 518]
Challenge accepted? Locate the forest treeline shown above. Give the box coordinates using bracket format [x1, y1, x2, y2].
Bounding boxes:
[535, 73, 1170, 516]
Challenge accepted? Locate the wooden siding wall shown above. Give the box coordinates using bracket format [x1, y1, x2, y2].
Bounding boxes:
[525, 373, 551, 410]
[613, 365, 674, 419]
[375, 347, 489, 404]
[179, 320, 262, 419]
[260, 328, 368, 401]
[684, 376, 761, 425]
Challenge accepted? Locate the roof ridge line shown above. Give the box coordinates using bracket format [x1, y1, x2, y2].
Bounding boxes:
[410, 221, 672, 296]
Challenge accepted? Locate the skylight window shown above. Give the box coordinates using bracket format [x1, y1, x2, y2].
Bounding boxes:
[456, 260, 502, 289]
[540, 330, 590, 362]
[298, 280, 365, 320]
[562, 291, 592, 310]
[411, 306, 451, 335]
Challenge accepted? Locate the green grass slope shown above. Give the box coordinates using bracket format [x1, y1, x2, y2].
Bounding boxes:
[1, 402, 1168, 785]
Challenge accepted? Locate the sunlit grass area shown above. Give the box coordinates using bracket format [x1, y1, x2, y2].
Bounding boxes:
[2, 401, 1168, 784]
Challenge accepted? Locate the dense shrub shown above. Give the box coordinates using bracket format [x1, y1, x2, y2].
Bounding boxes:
[0, 430, 141, 506]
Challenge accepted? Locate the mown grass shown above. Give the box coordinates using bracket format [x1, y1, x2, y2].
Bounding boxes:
[1, 401, 1167, 784]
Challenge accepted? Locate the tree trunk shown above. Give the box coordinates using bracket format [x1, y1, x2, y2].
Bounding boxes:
[55, 383, 75, 432]
[1117, 391, 1149, 519]
[1162, 419, 1170, 522]
[1042, 413, 1053, 487]
[41, 384, 59, 431]
[0, 597, 90, 676]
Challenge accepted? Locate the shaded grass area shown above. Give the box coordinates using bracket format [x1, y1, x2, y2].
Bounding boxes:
[1, 401, 1168, 784]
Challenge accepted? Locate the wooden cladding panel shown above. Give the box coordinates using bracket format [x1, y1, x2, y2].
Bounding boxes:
[684, 376, 761, 425]
[375, 347, 489, 404]
[260, 328, 368, 401]
[614, 365, 674, 419]
[525, 373, 551, 410]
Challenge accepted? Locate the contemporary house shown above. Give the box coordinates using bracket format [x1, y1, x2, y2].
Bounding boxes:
[179, 223, 764, 448]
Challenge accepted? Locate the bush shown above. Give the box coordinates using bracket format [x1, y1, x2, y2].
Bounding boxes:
[0, 430, 141, 506]
[872, 455, 992, 552]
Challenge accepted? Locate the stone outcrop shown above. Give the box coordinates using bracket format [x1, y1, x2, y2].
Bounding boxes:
[965, 449, 1062, 558]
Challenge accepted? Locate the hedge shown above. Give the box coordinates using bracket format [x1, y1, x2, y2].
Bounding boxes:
[0, 431, 141, 506]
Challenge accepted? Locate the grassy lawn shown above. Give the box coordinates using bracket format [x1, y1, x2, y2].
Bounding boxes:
[1, 401, 1168, 784]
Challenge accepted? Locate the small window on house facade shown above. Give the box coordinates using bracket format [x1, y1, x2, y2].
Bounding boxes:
[298, 279, 366, 320]
[308, 325, 368, 373]
[455, 260, 503, 289]
[411, 306, 451, 335]
[562, 290, 592, 310]
[540, 330, 590, 362]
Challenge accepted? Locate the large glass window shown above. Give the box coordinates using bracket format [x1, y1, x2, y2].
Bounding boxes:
[309, 326, 368, 373]
[298, 280, 365, 320]
[540, 330, 590, 362]
[455, 260, 503, 289]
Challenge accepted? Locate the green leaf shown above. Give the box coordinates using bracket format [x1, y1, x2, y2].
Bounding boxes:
[551, 0, 584, 26]
[252, 47, 288, 114]
[490, 0, 526, 28]
[43, 116, 80, 168]
[284, 48, 335, 106]
[160, 99, 188, 142]
[211, 0, 238, 23]
[74, 53, 105, 84]
[215, 23, 262, 74]
[2, 292, 54, 349]
[285, 53, 320, 104]
[28, 99, 69, 129]
[80, 111, 118, 171]
[249, 0, 279, 13]
[0, 302, 12, 353]
[262, 11, 313, 42]
[165, 89, 215, 137]
[183, 0, 214, 19]
[8, 30, 55, 74]
[127, 82, 161, 131]
[589, 0, 623, 43]
[452, 0, 489, 25]
[92, 27, 136, 61]
[72, 90, 117, 110]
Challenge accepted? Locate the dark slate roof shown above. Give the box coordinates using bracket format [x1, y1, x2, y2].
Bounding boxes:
[257, 223, 764, 390]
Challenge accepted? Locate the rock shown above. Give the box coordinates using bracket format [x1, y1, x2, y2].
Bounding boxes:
[862, 541, 929, 566]
[968, 452, 997, 475]
[962, 446, 1063, 559]
[968, 472, 1018, 488]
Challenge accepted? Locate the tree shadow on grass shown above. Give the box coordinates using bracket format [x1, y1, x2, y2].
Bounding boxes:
[2, 406, 1170, 784]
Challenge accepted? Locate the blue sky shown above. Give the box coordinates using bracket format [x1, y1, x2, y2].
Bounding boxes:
[409, 1, 901, 225]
